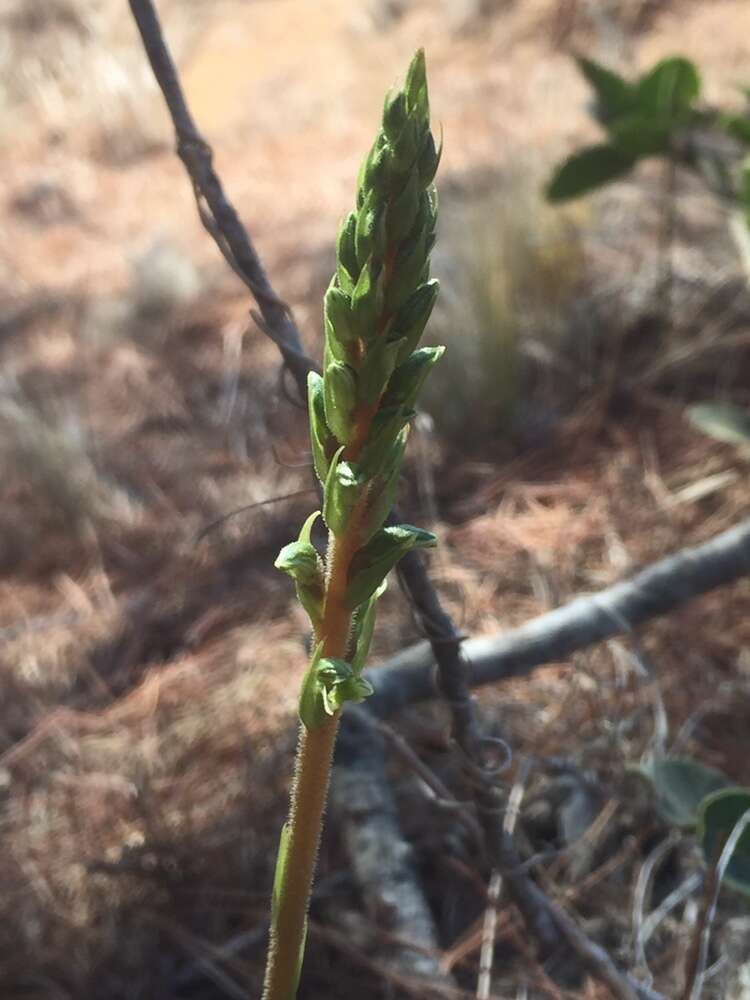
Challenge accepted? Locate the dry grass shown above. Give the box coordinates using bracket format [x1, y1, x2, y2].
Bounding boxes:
[0, 0, 215, 155]
[1, 0, 750, 997]
[426, 168, 588, 443]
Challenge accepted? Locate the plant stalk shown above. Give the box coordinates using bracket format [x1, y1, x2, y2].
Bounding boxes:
[262, 494, 366, 999]
[263, 48, 441, 998]
[261, 716, 340, 1000]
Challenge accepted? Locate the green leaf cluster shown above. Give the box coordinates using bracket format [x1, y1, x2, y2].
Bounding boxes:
[547, 56, 702, 202]
[277, 51, 443, 730]
[687, 401, 750, 452]
[636, 756, 750, 897]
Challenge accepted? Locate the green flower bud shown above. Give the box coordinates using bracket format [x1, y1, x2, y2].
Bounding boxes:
[391, 279, 439, 363]
[405, 49, 429, 123]
[299, 645, 374, 729]
[355, 189, 386, 269]
[359, 426, 408, 542]
[364, 142, 391, 195]
[356, 132, 386, 207]
[275, 511, 325, 625]
[387, 169, 421, 243]
[390, 117, 421, 171]
[357, 405, 410, 478]
[308, 371, 337, 482]
[383, 345, 445, 412]
[357, 334, 403, 407]
[324, 281, 357, 357]
[323, 455, 364, 537]
[386, 226, 429, 312]
[337, 211, 359, 285]
[350, 256, 384, 340]
[324, 361, 358, 444]
[383, 89, 408, 142]
[417, 130, 442, 188]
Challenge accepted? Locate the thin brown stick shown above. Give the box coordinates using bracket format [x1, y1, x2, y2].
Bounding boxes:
[681, 807, 750, 1000]
[366, 517, 750, 718]
[127, 0, 315, 394]
[477, 762, 529, 999]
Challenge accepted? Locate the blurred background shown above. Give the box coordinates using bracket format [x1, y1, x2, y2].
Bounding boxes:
[0, 1, 749, 997]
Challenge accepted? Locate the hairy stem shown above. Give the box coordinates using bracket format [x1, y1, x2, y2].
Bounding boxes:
[262, 717, 340, 1000]
[262, 441, 369, 999]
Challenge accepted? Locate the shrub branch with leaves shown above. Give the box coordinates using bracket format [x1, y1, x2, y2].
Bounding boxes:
[547, 52, 750, 449]
[547, 55, 703, 202]
[262, 50, 443, 1000]
[548, 49, 750, 912]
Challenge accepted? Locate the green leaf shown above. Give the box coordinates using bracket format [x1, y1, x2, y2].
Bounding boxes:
[637, 757, 731, 828]
[271, 822, 291, 921]
[270, 822, 307, 993]
[360, 426, 408, 542]
[346, 524, 437, 608]
[576, 55, 636, 123]
[299, 642, 327, 730]
[636, 57, 700, 117]
[688, 402, 750, 449]
[741, 156, 750, 225]
[610, 112, 673, 158]
[699, 787, 750, 897]
[323, 360, 357, 444]
[350, 580, 387, 674]
[720, 113, 750, 147]
[323, 456, 364, 537]
[308, 371, 337, 483]
[546, 143, 635, 202]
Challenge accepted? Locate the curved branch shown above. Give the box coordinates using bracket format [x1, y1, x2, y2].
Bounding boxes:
[366, 518, 750, 718]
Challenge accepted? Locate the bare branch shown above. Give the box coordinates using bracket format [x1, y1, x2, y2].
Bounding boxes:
[366, 518, 750, 718]
[682, 807, 750, 1000]
[365, 520, 750, 1000]
[329, 708, 450, 985]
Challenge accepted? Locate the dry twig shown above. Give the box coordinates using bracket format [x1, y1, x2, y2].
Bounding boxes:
[128, 0, 314, 394]
[681, 807, 750, 1000]
[365, 518, 750, 717]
